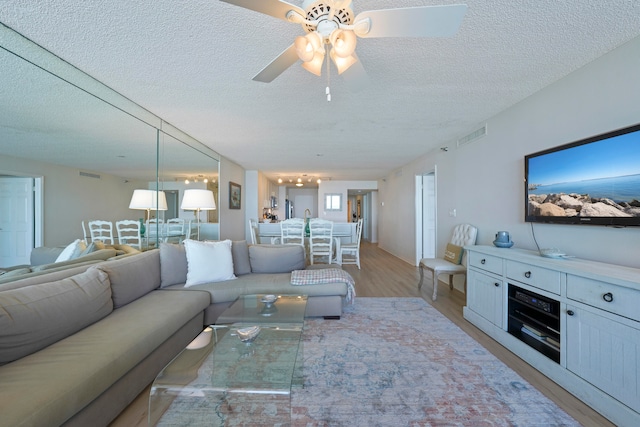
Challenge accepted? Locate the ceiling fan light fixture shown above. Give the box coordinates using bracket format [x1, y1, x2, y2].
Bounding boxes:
[295, 32, 322, 62]
[330, 49, 357, 74]
[301, 50, 325, 76]
[330, 29, 356, 57]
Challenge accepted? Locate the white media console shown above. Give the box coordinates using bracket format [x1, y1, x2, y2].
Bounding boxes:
[463, 245, 640, 427]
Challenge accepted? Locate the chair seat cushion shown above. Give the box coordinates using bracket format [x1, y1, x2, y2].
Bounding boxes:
[419, 258, 466, 274]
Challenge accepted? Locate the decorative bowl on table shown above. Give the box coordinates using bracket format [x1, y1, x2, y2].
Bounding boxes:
[236, 326, 261, 343]
[260, 294, 278, 308]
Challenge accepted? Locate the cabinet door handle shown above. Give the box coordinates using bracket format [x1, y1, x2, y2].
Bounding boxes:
[602, 292, 614, 303]
[494, 282, 500, 287]
[524, 271, 531, 278]
[567, 310, 575, 316]
[481, 259, 486, 264]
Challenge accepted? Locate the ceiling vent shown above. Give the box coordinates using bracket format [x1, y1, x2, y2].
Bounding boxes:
[79, 171, 101, 179]
[458, 124, 487, 147]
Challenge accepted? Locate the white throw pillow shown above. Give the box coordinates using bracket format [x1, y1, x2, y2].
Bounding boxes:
[183, 239, 236, 287]
[55, 239, 86, 263]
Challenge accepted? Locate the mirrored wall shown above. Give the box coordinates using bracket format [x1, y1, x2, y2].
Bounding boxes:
[0, 22, 219, 266]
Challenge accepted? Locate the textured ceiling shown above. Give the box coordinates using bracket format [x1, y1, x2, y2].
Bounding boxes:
[1, 0, 640, 183]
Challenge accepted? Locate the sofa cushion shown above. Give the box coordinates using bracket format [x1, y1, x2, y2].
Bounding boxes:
[159, 243, 188, 288]
[249, 244, 305, 273]
[98, 250, 160, 308]
[231, 240, 252, 276]
[0, 267, 112, 365]
[184, 239, 236, 287]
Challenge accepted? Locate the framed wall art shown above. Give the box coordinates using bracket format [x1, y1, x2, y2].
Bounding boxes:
[229, 181, 241, 209]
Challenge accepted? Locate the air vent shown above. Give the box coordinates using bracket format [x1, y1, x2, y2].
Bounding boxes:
[458, 124, 487, 147]
[79, 171, 101, 179]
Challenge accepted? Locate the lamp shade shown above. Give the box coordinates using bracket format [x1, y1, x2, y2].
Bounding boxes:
[181, 189, 216, 210]
[129, 189, 168, 210]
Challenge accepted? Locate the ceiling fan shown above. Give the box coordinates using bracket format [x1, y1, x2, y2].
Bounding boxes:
[220, 0, 467, 90]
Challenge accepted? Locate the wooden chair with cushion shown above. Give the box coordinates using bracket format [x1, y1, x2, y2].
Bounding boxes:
[418, 223, 478, 301]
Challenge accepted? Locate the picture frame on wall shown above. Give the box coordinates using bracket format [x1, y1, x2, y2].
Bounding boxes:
[229, 181, 241, 209]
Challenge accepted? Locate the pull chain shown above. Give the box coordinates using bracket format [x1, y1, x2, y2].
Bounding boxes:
[325, 44, 331, 102]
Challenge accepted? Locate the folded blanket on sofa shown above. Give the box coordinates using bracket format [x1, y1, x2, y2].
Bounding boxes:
[291, 268, 356, 304]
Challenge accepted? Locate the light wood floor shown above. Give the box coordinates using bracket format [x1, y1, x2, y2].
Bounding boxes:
[111, 241, 613, 427]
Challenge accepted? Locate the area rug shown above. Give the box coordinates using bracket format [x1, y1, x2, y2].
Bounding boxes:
[154, 297, 581, 426]
[291, 297, 580, 426]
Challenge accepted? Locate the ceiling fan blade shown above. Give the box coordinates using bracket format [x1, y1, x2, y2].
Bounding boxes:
[219, 0, 305, 22]
[354, 4, 467, 38]
[341, 54, 369, 93]
[252, 44, 299, 83]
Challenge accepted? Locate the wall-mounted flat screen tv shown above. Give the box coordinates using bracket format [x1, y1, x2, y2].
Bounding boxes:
[525, 123, 640, 226]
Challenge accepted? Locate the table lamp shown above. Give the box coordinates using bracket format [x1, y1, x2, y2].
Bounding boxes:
[180, 189, 216, 240]
[129, 189, 168, 246]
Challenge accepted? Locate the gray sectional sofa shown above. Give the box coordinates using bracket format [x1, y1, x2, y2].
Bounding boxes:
[0, 243, 141, 285]
[0, 240, 352, 427]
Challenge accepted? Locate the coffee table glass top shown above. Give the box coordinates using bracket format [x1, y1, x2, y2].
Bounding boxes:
[148, 294, 307, 426]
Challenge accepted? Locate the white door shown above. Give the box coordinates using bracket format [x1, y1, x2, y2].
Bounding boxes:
[0, 177, 35, 267]
[416, 171, 436, 265]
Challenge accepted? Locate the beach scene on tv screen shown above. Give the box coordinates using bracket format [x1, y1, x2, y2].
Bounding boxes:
[527, 130, 640, 218]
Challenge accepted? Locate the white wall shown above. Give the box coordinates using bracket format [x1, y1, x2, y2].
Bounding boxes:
[379, 35, 640, 269]
[0, 154, 145, 247]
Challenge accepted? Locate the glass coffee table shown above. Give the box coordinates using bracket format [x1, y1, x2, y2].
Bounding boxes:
[148, 294, 307, 426]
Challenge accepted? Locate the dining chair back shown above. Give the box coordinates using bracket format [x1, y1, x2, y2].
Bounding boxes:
[115, 220, 142, 249]
[418, 223, 478, 300]
[88, 220, 115, 245]
[338, 218, 363, 269]
[165, 218, 186, 243]
[249, 218, 260, 244]
[280, 218, 305, 252]
[309, 218, 334, 264]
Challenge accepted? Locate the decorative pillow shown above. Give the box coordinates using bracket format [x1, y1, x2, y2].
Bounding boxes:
[249, 244, 305, 273]
[0, 267, 112, 365]
[159, 243, 188, 288]
[54, 239, 86, 262]
[79, 242, 98, 256]
[184, 239, 236, 287]
[444, 243, 464, 265]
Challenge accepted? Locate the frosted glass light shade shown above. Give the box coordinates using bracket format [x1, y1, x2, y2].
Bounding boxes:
[330, 29, 356, 58]
[330, 49, 357, 74]
[129, 189, 168, 210]
[181, 189, 216, 210]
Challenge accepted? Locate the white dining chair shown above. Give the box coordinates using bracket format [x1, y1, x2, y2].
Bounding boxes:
[249, 218, 260, 244]
[338, 218, 363, 269]
[88, 220, 115, 245]
[418, 223, 478, 301]
[279, 218, 305, 253]
[165, 218, 186, 243]
[115, 220, 142, 249]
[309, 218, 334, 264]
